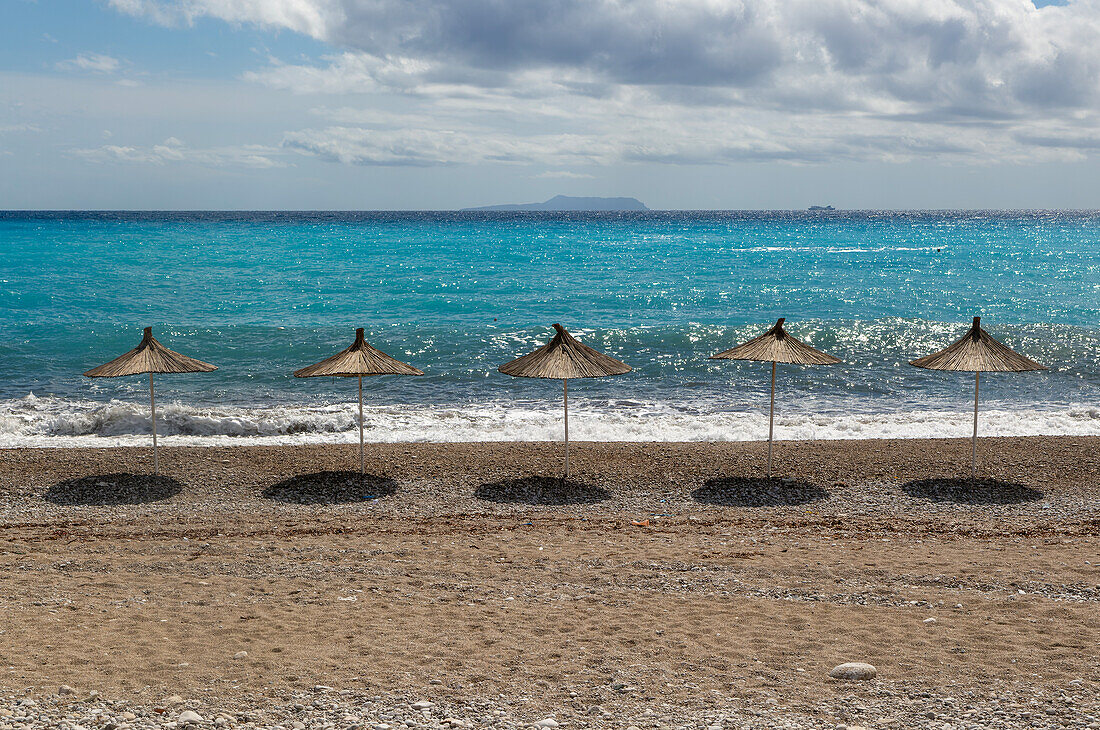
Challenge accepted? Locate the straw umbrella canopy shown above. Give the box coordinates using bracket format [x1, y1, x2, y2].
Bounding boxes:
[498, 323, 631, 478]
[294, 328, 423, 475]
[84, 326, 217, 475]
[909, 316, 1046, 477]
[709, 318, 841, 478]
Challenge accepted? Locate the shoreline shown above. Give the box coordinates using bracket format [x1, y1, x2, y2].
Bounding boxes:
[6, 393, 1100, 447]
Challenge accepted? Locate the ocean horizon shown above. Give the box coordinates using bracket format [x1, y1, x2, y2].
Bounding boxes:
[2, 209, 1098, 447]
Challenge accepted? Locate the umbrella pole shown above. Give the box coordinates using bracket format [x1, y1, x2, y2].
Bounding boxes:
[358, 374, 365, 477]
[767, 361, 776, 479]
[149, 372, 159, 476]
[972, 371, 980, 479]
[563, 379, 569, 480]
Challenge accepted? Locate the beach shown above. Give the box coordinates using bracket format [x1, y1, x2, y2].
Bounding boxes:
[8, 0, 1100, 722]
[1, 437, 1098, 728]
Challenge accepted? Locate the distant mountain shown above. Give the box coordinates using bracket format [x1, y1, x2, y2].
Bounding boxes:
[462, 195, 648, 212]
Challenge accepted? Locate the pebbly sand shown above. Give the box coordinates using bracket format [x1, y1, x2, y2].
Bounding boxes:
[0, 437, 1098, 729]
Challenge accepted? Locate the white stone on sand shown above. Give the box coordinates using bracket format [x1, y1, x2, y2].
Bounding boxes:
[829, 662, 877, 681]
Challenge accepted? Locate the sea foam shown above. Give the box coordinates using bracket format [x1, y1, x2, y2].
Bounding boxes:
[2, 393, 1098, 448]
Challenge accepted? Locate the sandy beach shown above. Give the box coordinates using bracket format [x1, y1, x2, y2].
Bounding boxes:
[1, 437, 1098, 729]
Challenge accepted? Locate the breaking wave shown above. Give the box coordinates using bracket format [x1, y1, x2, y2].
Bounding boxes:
[2, 392, 1099, 448]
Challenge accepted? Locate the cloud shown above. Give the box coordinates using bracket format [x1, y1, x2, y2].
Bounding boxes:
[109, 0, 1100, 166]
[281, 100, 1038, 169]
[57, 53, 124, 74]
[71, 136, 286, 168]
[1014, 131, 1100, 152]
[534, 170, 595, 179]
[112, 0, 1100, 108]
[282, 126, 615, 166]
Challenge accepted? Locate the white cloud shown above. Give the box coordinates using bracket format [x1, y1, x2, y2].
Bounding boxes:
[57, 53, 124, 74]
[108, 0, 1100, 166]
[108, 0, 337, 38]
[71, 136, 286, 168]
[282, 126, 617, 166]
[281, 102, 1057, 169]
[111, 0, 1100, 110]
[534, 170, 596, 179]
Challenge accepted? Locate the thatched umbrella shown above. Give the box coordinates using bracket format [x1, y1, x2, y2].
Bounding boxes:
[84, 327, 217, 475]
[910, 316, 1046, 477]
[499, 323, 631, 478]
[709, 318, 841, 478]
[294, 328, 423, 474]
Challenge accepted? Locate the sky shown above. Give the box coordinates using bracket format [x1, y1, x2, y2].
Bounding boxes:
[2, 0, 1099, 210]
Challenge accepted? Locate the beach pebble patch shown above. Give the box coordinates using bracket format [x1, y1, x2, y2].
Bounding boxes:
[829, 662, 877, 681]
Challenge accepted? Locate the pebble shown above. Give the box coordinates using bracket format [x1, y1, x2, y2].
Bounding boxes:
[232, 651, 248, 660]
[410, 701, 434, 710]
[0, 684, 1092, 730]
[828, 662, 878, 681]
[3, 446, 1097, 730]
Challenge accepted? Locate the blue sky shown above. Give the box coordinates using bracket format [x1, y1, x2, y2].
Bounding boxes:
[2, 0, 1099, 209]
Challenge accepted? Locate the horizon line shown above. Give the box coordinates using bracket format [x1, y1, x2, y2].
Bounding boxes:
[4, 207, 1100, 214]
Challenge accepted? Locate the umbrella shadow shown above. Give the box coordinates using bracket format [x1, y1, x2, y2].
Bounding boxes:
[692, 477, 829, 507]
[45, 473, 184, 506]
[475, 476, 610, 506]
[262, 471, 397, 505]
[901, 478, 1043, 505]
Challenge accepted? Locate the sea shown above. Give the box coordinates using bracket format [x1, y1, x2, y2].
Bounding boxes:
[1, 210, 1098, 448]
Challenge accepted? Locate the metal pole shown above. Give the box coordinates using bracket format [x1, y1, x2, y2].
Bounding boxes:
[972, 370, 980, 479]
[149, 372, 159, 476]
[358, 374, 365, 476]
[767, 361, 776, 479]
[563, 379, 569, 480]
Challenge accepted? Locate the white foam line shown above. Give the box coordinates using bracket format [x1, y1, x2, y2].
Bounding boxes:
[1, 393, 1098, 448]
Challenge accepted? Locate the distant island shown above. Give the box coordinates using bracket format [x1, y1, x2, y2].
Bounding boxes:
[808, 205, 836, 211]
[462, 195, 649, 212]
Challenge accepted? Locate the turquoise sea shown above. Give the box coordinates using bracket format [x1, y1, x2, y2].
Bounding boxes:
[1, 210, 1098, 446]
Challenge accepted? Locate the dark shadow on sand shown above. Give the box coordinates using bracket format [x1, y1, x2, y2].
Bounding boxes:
[692, 477, 829, 507]
[45, 473, 184, 506]
[901, 478, 1043, 505]
[262, 471, 397, 505]
[475, 476, 610, 506]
